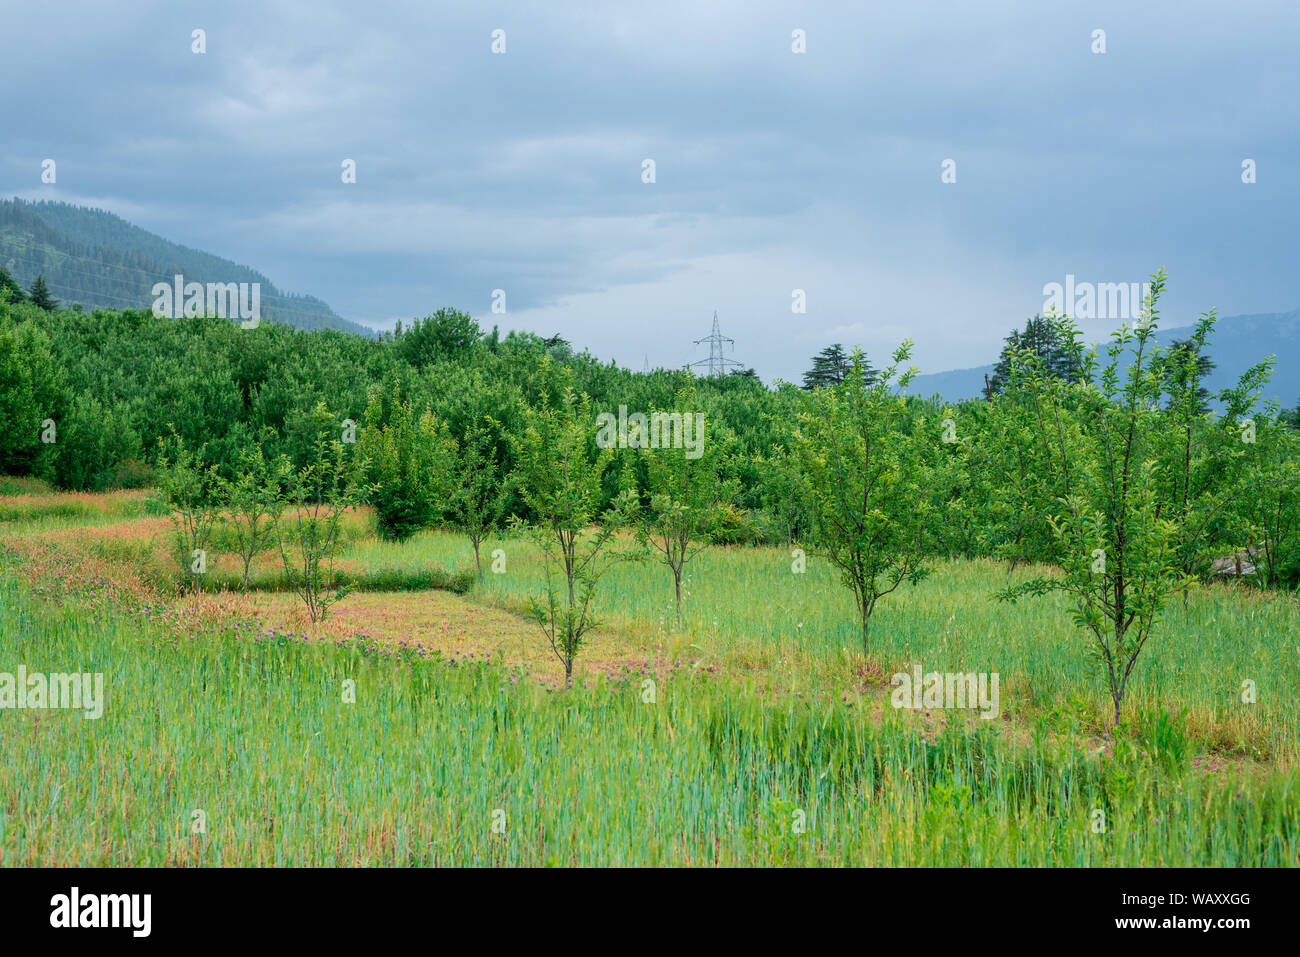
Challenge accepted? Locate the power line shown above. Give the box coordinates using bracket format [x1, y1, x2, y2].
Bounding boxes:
[689, 310, 744, 377]
[1, 235, 297, 299]
[0, 228, 261, 279]
[0, 240, 292, 313]
[1, 270, 154, 309]
[1, 245, 163, 294]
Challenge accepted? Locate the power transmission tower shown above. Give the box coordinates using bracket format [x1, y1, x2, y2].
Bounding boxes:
[689, 310, 744, 377]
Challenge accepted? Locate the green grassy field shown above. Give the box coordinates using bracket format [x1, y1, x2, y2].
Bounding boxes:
[357, 527, 1300, 761]
[1, 487, 1297, 865]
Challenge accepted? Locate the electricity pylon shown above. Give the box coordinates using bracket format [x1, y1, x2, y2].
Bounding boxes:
[689, 310, 744, 377]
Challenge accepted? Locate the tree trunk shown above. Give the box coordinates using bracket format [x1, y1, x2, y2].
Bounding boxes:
[674, 568, 683, 628]
[1106, 641, 1125, 726]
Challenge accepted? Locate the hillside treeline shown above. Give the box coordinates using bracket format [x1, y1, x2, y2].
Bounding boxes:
[0, 199, 366, 334]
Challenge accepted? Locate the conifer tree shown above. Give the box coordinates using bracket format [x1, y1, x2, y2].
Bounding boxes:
[802, 344, 873, 390]
[28, 274, 58, 311]
[0, 266, 26, 304]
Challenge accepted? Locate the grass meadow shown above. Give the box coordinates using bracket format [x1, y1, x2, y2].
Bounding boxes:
[1, 483, 1297, 866]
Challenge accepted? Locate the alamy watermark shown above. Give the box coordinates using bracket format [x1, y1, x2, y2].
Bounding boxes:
[0, 666, 105, 719]
[1042, 275, 1152, 321]
[50, 887, 150, 937]
[890, 665, 999, 720]
[595, 406, 705, 459]
[152, 274, 260, 328]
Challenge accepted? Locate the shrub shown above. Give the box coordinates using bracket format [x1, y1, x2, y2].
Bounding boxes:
[359, 390, 452, 542]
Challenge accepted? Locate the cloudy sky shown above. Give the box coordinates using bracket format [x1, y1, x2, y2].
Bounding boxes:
[3, 0, 1297, 382]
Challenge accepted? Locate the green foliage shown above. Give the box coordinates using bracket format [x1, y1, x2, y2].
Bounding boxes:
[0, 198, 366, 333]
[40, 393, 142, 492]
[1152, 311, 1274, 588]
[0, 298, 790, 524]
[511, 360, 639, 684]
[989, 314, 1082, 394]
[27, 275, 58, 311]
[156, 432, 223, 593]
[0, 263, 1294, 618]
[995, 270, 1271, 723]
[1237, 419, 1300, 588]
[969, 394, 1062, 566]
[218, 443, 288, 590]
[787, 345, 932, 650]
[449, 422, 514, 577]
[756, 446, 810, 546]
[802, 343, 871, 390]
[0, 315, 65, 475]
[359, 388, 453, 542]
[0, 265, 26, 305]
[276, 405, 369, 622]
[1158, 337, 1216, 414]
[395, 308, 482, 368]
[631, 384, 738, 627]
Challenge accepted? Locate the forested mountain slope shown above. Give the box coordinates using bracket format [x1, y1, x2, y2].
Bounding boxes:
[0, 198, 369, 335]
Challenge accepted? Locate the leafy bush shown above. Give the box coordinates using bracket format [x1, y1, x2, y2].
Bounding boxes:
[359, 389, 452, 542]
[41, 393, 142, 492]
[0, 317, 66, 476]
[347, 565, 476, 593]
[110, 458, 154, 490]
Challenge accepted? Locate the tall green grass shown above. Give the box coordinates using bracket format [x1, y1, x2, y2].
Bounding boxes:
[0, 489, 168, 525]
[1, 570, 1295, 866]
[353, 530, 1300, 759]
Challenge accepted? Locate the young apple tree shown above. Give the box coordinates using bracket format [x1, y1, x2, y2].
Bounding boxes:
[277, 404, 369, 623]
[1236, 415, 1300, 588]
[220, 442, 288, 590]
[997, 270, 1271, 724]
[449, 421, 514, 579]
[787, 345, 932, 652]
[511, 361, 637, 686]
[156, 431, 222, 594]
[1151, 309, 1274, 601]
[632, 386, 738, 628]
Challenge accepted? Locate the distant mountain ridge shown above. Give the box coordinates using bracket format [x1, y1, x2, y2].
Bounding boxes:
[5, 197, 1295, 402]
[908, 309, 1300, 409]
[0, 198, 369, 335]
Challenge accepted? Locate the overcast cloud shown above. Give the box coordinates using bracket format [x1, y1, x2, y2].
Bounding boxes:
[3, 0, 1297, 381]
